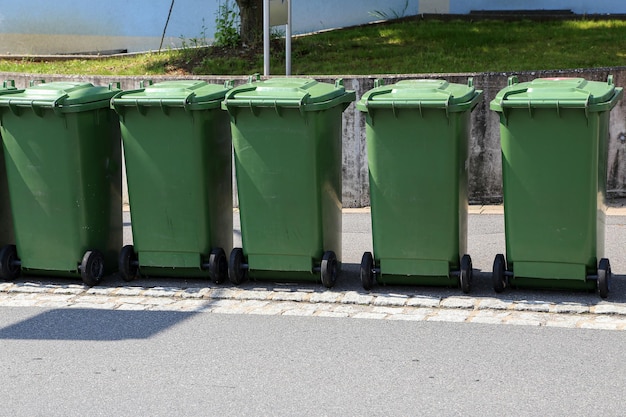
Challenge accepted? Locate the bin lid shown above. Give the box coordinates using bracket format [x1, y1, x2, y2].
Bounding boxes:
[490, 76, 623, 113]
[222, 76, 356, 112]
[0, 81, 121, 114]
[110, 80, 233, 111]
[356, 79, 482, 113]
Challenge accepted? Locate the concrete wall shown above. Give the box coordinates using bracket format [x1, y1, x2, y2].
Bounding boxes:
[1, 67, 626, 207]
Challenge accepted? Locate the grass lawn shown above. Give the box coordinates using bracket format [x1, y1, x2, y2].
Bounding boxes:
[1, 18, 625, 76]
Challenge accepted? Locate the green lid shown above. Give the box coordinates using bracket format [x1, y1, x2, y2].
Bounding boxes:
[111, 80, 233, 112]
[357, 79, 482, 113]
[490, 76, 623, 113]
[222, 76, 356, 112]
[0, 81, 121, 115]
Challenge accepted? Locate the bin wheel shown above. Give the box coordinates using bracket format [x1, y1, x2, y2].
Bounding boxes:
[208, 248, 228, 284]
[460, 254, 472, 294]
[597, 258, 611, 299]
[321, 251, 338, 288]
[229, 248, 247, 285]
[0, 244, 20, 281]
[493, 254, 507, 293]
[360, 252, 375, 291]
[119, 245, 138, 282]
[80, 250, 104, 287]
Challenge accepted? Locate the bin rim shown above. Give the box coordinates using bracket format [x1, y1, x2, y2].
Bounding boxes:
[110, 79, 234, 113]
[221, 76, 356, 113]
[356, 78, 483, 114]
[490, 75, 624, 114]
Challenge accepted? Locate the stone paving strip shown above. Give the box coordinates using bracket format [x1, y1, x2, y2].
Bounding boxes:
[1, 281, 626, 330]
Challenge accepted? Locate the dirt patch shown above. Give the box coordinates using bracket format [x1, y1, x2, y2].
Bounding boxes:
[164, 39, 284, 75]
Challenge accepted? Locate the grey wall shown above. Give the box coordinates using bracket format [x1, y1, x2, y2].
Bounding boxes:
[2, 67, 626, 207]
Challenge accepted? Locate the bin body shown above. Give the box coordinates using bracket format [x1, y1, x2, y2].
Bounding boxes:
[111, 80, 233, 277]
[357, 79, 482, 285]
[0, 82, 122, 276]
[223, 77, 355, 281]
[491, 77, 623, 289]
[0, 82, 22, 249]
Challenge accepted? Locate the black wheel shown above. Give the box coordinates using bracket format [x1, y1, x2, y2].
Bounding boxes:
[321, 251, 338, 288]
[119, 245, 138, 282]
[360, 252, 374, 291]
[460, 254, 472, 294]
[208, 248, 228, 284]
[493, 253, 506, 293]
[80, 250, 104, 287]
[0, 244, 20, 281]
[598, 258, 611, 299]
[228, 248, 247, 285]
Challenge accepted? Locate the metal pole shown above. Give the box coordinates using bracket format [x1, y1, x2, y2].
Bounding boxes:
[285, 0, 291, 75]
[263, 0, 270, 76]
[159, 0, 175, 52]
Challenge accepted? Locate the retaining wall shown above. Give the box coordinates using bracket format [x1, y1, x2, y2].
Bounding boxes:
[2, 67, 626, 207]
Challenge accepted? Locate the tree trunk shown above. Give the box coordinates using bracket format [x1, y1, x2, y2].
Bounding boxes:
[235, 0, 264, 46]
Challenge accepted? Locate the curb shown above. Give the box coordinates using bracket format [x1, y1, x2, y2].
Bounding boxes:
[2, 281, 626, 331]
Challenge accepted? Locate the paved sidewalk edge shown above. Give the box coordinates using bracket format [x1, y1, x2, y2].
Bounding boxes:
[1, 281, 625, 316]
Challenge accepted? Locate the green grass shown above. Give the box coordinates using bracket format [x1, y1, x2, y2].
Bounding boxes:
[1, 18, 626, 76]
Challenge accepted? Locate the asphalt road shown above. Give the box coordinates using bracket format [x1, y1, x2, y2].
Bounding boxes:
[0, 307, 625, 417]
[1, 210, 625, 416]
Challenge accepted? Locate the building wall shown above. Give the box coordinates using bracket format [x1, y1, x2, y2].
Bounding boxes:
[1, 0, 624, 55]
[448, 0, 626, 14]
[0, 0, 214, 54]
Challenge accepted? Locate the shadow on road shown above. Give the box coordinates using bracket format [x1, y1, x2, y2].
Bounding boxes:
[0, 308, 201, 341]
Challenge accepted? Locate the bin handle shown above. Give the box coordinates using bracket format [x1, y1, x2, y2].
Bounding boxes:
[111, 96, 195, 110]
[362, 99, 456, 110]
[2, 80, 15, 88]
[50, 94, 69, 116]
[223, 94, 311, 112]
[361, 85, 395, 109]
[110, 88, 144, 116]
[222, 84, 260, 109]
[182, 92, 196, 112]
[5, 95, 68, 117]
[248, 73, 261, 84]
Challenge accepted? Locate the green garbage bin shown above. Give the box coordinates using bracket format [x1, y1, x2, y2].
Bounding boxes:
[356, 79, 483, 292]
[110, 80, 234, 283]
[0, 81, 123, 285]
[0, 81, 22, 252]
[222, 76, 355, 287]
[490, 76, 623, 298]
